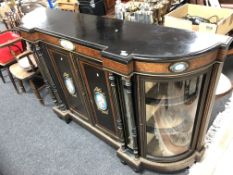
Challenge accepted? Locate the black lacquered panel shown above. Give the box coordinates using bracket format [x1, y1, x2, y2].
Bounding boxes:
[18, 8, 230, 64]
[49, 49, 89, 119]
[82, 62, 116, 134]
[40, 44, 68, 108]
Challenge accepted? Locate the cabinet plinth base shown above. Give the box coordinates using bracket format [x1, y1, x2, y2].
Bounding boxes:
[53, 106, 120, 149]
[53, 107, 71, 123]
[117, 147, 205, 172]
[53, 105, 206, 173]
[117, 148, 142, 172]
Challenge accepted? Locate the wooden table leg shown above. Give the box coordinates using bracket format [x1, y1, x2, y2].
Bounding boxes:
[29, 79, 44, 105]
[7, 67, 19, 94]
[0, 69, 5, 83]
[19, 80, 26, 93]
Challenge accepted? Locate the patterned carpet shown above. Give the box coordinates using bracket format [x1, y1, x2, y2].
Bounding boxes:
[190, 93, 233, 175]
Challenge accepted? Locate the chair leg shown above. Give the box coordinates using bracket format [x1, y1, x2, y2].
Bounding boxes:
[29, 79, 44, 105]
[0, 69, 5, 83]
[18, 80, 26, 93]
[7, 67, 19, 94]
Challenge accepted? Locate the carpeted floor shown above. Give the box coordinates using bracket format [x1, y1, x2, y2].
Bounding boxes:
[0, 75, 189, 175]
[190, 93, 233, 175]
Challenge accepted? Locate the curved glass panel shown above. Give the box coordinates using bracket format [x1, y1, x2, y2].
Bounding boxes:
[145, 75, 203, 157]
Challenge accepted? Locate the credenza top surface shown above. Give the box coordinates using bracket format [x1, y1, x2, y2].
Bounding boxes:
[18, 8, 232, 63]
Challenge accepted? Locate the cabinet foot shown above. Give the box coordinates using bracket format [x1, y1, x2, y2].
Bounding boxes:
[133, 168, 140, 173]
[53, 106, 71, 123]
[120, 160, 127, 165]
[117, 148, 141, 173]
[65, 118, 72, 124]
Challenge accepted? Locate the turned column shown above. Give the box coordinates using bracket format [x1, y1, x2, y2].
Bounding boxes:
[122, 77, 139, 158]
[33, 43, 67, 111]
[109, 73, 126, 150]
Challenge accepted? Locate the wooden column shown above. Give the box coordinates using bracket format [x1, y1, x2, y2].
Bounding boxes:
[109, 73, 126, 150]
[196, 63, 224, 151]
[33, 43, 67, 111]
[122, 77, 139, 158]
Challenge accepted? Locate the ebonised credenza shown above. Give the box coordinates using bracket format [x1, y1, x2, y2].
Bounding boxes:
[17, 8, 232, 172]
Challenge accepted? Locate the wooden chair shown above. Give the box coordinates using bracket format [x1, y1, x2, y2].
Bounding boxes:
[9, 50, 45, 105]
[0, 30, 25, 93]
[1, 12, 19, 29]
[0, 4, 21, 29]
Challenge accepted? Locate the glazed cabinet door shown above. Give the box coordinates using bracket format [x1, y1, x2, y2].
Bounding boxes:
[46, 46, 90, 121]
[138, 69, 211, 161]
[78, 57, 118, 138]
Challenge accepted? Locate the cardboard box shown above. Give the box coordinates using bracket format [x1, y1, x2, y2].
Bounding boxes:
[57, 0, 78, 12]
[164, 4, 233, 34]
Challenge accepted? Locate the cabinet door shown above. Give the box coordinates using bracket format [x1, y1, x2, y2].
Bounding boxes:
[139, 72, 209, 160]
[47, 47, 89, 120]
[79, 59, 117, 137]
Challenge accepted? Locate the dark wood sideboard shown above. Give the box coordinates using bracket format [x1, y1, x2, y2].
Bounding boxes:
[17, 8, 232, 172]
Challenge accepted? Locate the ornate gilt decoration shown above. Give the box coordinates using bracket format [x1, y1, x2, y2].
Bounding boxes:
[94, 87, 109, 115]
[63, 72, 77, 97]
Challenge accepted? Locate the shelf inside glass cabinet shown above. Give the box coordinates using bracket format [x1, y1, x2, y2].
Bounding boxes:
[144, 76, 203, 157]
[145, 80, 199, 106]
[146, 103, 196, 156]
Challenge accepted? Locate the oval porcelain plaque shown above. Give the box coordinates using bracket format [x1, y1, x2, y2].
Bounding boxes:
[64, 77, 76, 95]
[63, 72, 76, 97]
[95, 92, 107, 111]
[170, 62, 189, 73]
[60, 39, 75, 51]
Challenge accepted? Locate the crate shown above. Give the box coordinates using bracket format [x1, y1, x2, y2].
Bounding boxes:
[57, 0, 78, 12]
[164, 4, 233, 34]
